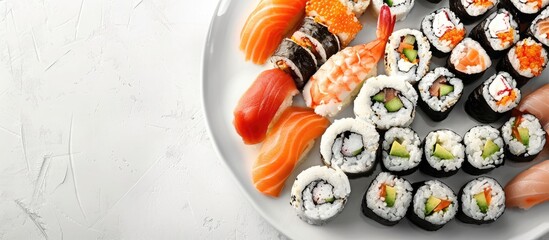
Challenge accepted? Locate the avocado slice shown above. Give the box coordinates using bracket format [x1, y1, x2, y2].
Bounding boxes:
[474, 192, 489, 213]
[425, 196, 442, 216]
[433, 143, 454, 160]
[384, 97, 403, 112]
[372, 92, 385, 102]
[325, 197, 335, 204]
[390, 141, 410, 158]
[481, 139, 500, 159]
[403, 48, 418, 62]
[403, 35, 416, 45]
[439, 84, 454, 97]
[385, 185, 397, 207]
[518, 127, 530, 146]
[384, 0, 394, 7]
[351, 147, 364, 156]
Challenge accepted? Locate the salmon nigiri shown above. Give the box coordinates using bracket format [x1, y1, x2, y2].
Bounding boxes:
[233, 69, 298, 144]
[517, 84, 549, 137]
[505, 160, 549, 209]
[240, 0, 308, 64]
[252, 107, 330, 197]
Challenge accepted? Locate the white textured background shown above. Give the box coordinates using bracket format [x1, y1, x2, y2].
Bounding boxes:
[0, 0, 284, 239]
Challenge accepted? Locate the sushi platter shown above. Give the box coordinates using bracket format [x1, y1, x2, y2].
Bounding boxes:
[202, 0, 549, 238]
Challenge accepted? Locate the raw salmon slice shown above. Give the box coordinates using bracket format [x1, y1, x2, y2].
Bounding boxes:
[252, 107, 330, 197]
[456, 48, 484, 71]
[505, 160, 549, 209]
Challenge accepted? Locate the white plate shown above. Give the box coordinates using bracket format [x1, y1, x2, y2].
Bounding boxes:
[202, 0, 549, 239]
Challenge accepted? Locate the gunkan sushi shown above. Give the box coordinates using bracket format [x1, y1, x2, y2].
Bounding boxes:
[450, 0, 497, 24]
[469, 9, 519, 58]
[290, 166, 351, 225]
[447, 38, 491, 84]
[462, 125, 505, 175]
[407, 180, 458, 231]
[361, 172, 413, 226]
[496, 37, 548, 88]
[417, 67, 464, 122]
[464, 71, 521, 123]
[384, 28, 432, 84]
[306, 0, 363, 47]
[271, 38, 318, 90]
[420, 130, 465, 178]
[421, 8, 465, 57]
[457, 177, 505, 224]
[321, 118, 380, 178]
[381, 127, 422, 176]
[502, 114, 547, 162]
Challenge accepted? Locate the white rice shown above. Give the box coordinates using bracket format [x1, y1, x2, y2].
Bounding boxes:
[321, 118, 380, 174]
[510, 0, 549, 14]
[531, 8, 549, 46]
[340, 0, 370, 17]
[481, 72, 521, 113]
[371, 0, 414, 21]
[483, 9, 519, 51]
[354, 75, 418, 130]
[502, 114, 547, 156]
[382, 127, 422, 172]
[413, 180, 457, 224]
[461, 0, 497, 17]
[508, 37, 548, 78]
[418, 67, 464, 112]
[290, 166, 351, 225]
[461, 177, 505, 221]
[450, 38, 491, 74]
[385, 29, 432, 84]
[424, 130, 465, 171]
[365, 172, 413, 221]
[463, 125, 504, 169]
[421, 8, 465, 53]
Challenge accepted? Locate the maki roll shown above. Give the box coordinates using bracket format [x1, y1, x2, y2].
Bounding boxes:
[527, 8, 549, 49]
[469, 9, 519, 58]
[465, 72, 521, 123]
[340, 0, 371, 17]
[291, 17, 341, 66]
[498, 0, 549, 23]
[421, 8, 466, 57]
[407, 180, 458, 231]
[290, 166, 351, 225]
[447, 38, 491, 84]
[496, 37, 548, 87]
[381, 127, 422, 176]
[361, 172, 413, 226]
[420, 130, 465, 178]
[463, 125, 505, 175]
[457, 177, 505, 224]
[321, 118, 380, 178]
[418, 67, 464, 122]
[371, 0, 414, 21]
[305, 0, 363, 47]
[384, 29, 432, 84]
[502, 114, 547, 162]
[450, 0, 497, 24]
[354, 75, 418, 130]
[271, 38, 318, 90]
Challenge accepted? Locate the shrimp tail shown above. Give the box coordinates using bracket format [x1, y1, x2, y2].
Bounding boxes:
[376, 5, 396, 42]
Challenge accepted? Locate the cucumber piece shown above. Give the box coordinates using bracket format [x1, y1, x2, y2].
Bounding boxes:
[474, 192, 489, 213]
[385, 185, 397, 207]
[389, 141, 410, 158]
[433, 143, 454, 160]
[403, 35, 416, 45]
[481, 139, 500, 159]
[351, 147, 364, 156]
[325, 197, 335, 204]
[402, 48, 418, 62]
[372, 92, 385, 102]
[384, 97, 403, 112]
[518, 127, 530, 146]
[384, 0, 394, 6]
[439, 84, 454, 96]
[425, 196, 442, 216]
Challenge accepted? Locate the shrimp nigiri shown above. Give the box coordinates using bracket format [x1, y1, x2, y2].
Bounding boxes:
[303, 5, 396, 117]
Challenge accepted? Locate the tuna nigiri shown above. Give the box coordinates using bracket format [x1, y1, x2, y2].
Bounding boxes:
[252, 107, 330, 197]
[240, 0, 308, 64]
[517, 84, 549, 137]
[233, 69, 298, 144]
[505, 160, 549, 209]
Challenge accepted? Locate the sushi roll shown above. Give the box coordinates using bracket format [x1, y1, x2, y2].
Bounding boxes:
[463, 125, 505, 175]
[306, 0, 362, 47]
[290, 166, 351, 225]
[340, 0, 371, 17]
[381, 127, 422, 176]
[469, 9, 519, 58]
[407, 180, 458, 231]
[321, 118, 380, 178]
[361, 172, 413, 226]
[420, 130, 465, 178]
[447, 38, 491, 84]
[465, 72, 521, 123]
[527, 8, 549, 49]
[291, 17, 341, 66]
[418, 67, 464, 122]
[384, 29, 432, 84]
[450, 0, 497, 24]
[501, 114, 547, 162]
[496, 37, 548, 88]
[421, 8, 466, 57]
[457, 177, 505, 224]
[271, 38, 318, 90]
[498, 0, 549, 23]
[354, 75, 418, 130]
[371, 0, 414, 21]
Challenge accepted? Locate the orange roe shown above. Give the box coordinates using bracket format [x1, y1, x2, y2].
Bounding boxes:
[528, 0, 542, 9]
[306, 0, 361, 45]
[440, 28, 465, 47]
[474, 0, 494, 7]
[497, 29, 515, 47]
[516, 43, 545, 76]
[497, 89, 518, 106]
